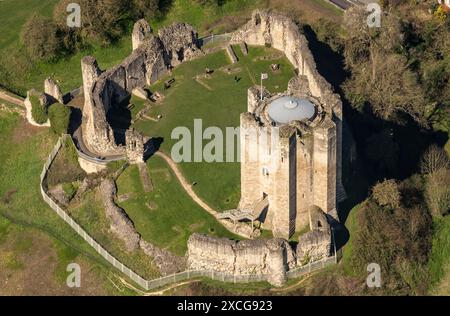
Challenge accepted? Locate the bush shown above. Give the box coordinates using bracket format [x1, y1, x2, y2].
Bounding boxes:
[21, 15, 64, 61]
[372, 179, 401, 210]
[48, 103, 71, 135]
[131, 0, 160, 20]
[348, 175, 433, 294]
[62, 182, 78, 200]
[29, 94, 48, 124]
[350, 198, 432, 294]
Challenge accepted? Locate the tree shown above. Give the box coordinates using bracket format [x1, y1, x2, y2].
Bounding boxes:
[420, 144, 449, 174]
[342, 7, 427, 125]
[131, 0, 160, 19]
[54, 0, 130, 46]
[420, 145, 450, 217]
[425, 168, 450, 217]
[21, 15, 64, 61]
[372, 179, 401, 209]
[48, 103, 71, 135]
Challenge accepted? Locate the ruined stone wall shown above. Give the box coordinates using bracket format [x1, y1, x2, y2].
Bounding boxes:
[81, 20, 200, 156]
[187, 234, 296, 286]
[312, 118, 337, 213]
[99, 178, 141, 251]
[99, 177, 186, 274]
[44, 77, 64, 104]
[132, 19, 152, 51]
[158, 23, 202, 66]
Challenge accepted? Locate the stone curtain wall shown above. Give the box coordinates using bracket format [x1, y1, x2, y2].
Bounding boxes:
[41, 136, 335, 290]
[187, 234, 296, 286]
[40, 140, 335, 289]
[231, 9, 345, 206]
[82, 21, 201, 156]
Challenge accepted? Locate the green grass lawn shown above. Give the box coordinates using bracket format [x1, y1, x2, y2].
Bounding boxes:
[116, 157, 240, 256]
[133, 45, 295, 211]
[0, 0, 57, 49]
[0, 111, 137, 294]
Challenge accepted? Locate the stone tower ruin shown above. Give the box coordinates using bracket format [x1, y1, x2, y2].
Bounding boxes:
[232, 10, 346, 239]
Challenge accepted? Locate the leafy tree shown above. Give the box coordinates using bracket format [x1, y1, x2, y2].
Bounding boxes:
[342, 7, 427, 125]
[350, 190, 432, 294]
[131, 0, 160, 19]
[21, 15, 64, 61]
[420, 145, 450, 217]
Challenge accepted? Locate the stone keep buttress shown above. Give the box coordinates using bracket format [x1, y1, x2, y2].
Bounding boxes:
[234, 10, 345, 239]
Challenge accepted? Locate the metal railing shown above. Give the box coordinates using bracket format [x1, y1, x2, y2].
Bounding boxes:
[199, 33, 232, 46]
[40, 135, 336, 291]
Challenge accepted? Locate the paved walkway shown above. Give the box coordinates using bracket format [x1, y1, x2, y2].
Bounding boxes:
[154, 151, 218, 217]
[0, 89, 24, 107]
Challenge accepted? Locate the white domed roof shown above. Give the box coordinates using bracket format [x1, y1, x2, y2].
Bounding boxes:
[267, 96, 315, 124]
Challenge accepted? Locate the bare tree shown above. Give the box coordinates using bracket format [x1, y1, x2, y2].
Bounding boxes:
[425, 168, 450, 217]
[420, 145, 450, 217]
[342, 7, 427, 125]
[420, 144, 449, 174]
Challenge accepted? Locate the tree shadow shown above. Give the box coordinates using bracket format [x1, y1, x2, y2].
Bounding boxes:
[68, 106, 82, 136]
[144, 137, 164, 161]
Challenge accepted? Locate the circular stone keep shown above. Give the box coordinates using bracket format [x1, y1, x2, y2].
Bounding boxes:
[267, 96, 315, 124]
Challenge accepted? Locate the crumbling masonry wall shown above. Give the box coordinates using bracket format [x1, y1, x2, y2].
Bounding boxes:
[81, 20, 201, 156]
[187, 234, 296, 286]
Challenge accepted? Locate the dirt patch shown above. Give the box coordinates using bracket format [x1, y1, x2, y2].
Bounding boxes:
[138, 163, 153, 192]
[1, 188, 17, 205]
[219, 66, 242, 75]
[172, 225, 183, 233]
[117, 193, 132, 203]
[12, 118, 43, 144]
[0, 228, 108, 295]
[194, 77, 214, 91]
[146, 201, 158, 211]
[189, 222, 205, 231]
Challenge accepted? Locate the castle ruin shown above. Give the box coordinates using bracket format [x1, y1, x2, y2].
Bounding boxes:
[232, 10, 346, 239]
[80, 20, 202, 160]
[72, 11, 344, 287]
